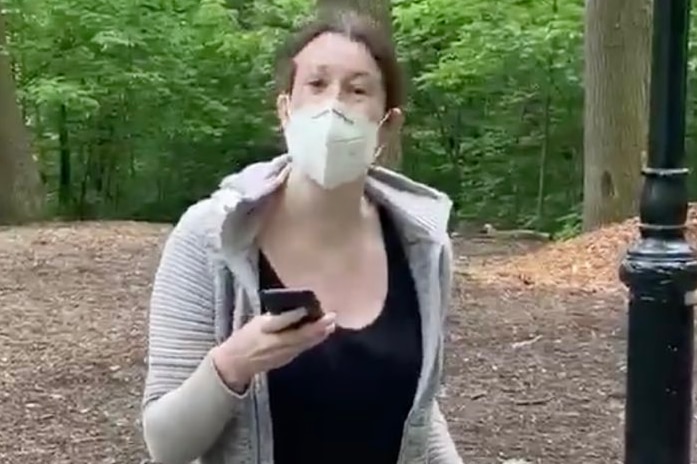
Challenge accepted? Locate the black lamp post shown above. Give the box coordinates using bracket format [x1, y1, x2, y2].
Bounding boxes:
[619, 1, 697, 464]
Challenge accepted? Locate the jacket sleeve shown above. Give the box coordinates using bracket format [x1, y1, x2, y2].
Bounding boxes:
[141, 202, 248, 464]
[428, 400, 464, 463]
[428, 237, 464, 463]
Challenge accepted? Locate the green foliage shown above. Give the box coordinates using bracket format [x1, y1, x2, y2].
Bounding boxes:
[394, 0, 586, 231]
[4, 0, 697, 233]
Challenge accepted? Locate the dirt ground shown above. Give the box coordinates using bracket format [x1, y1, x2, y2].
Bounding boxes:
[446, 237, 627, 464]
[0, 220, 685, 464]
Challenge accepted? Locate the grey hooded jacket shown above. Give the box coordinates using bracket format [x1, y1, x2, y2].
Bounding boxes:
[141, 154, 464, 464]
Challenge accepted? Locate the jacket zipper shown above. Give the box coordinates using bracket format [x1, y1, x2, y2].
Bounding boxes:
[241, 255, 264, 464]
[252, 383, 262, 464]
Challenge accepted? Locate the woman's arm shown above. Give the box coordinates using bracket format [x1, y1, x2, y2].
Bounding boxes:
[142, 202, 248, 464]
[427, 237, 464, 463]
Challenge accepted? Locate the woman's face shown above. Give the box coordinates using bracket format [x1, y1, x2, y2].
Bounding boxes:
[278, 32, 390, 126]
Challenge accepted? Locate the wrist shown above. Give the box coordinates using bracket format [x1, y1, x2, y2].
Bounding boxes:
[211, 345, 252, 393]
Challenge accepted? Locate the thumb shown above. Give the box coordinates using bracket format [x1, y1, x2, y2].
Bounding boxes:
[260, 308, 308, 333]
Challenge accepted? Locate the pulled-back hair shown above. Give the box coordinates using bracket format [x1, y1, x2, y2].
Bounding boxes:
[274, 12, 405, 111]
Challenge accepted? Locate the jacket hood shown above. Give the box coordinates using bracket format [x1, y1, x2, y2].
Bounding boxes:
[214, 154, 452, 244]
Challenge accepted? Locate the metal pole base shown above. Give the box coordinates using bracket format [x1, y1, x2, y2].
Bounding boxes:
[620, 237, 697, 464]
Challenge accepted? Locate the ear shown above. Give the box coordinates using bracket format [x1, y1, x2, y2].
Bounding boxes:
[387, 107, 404, 133]
[276, 93, 290, 129]
[379, 107, 404, 145]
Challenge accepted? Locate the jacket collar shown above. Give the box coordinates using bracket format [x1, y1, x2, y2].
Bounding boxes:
[208, 154, 452, 257]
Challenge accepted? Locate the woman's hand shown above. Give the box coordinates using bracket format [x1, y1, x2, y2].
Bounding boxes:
[212, 308, 336, 392]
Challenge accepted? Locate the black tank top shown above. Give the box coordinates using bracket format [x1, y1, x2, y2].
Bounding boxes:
[258, 207, 422, 464]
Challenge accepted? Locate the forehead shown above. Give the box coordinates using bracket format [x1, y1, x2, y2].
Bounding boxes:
[293, 32, 382, 80]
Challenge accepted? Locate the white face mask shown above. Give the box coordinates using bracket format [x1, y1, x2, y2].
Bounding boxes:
[284, 101, 385, 189]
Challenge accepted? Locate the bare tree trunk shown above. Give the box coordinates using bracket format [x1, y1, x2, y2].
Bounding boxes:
[0, 10, 43, 224]
[58, 104, 71, 207]
[582, 0, 652, 231]
[317, 0, 391, 34]
[316, 0, 402, 171]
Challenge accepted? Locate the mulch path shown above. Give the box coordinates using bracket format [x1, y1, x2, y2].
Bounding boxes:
[1, 212, 695, 463]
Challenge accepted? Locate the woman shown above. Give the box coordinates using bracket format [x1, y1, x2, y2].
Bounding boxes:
[142, 11, 463, 464]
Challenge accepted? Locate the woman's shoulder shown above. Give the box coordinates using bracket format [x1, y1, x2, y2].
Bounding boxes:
[165, 156, 291, 260]
[165, 188, 243, 257]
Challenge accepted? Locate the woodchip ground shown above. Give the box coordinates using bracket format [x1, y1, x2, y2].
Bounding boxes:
[1, 209, 696, 463]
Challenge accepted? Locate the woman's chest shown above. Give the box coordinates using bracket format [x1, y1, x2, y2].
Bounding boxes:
[270, 307, 423, 408]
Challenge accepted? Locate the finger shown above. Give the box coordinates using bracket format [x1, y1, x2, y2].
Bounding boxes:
[273, 324, 335, 357]
[297, 323, 336, 352]
[260, 308, 308, 334]
[317, 312, 337, 332]
[283, 313, 337, 346]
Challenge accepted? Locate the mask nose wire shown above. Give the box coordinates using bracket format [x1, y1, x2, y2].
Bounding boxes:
[330, 108, 353, 124]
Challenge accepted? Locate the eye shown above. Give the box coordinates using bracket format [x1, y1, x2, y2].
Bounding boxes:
[308, 79, 326, 89]
[352, 86, 367, 95]
[349, 80, 372, 96]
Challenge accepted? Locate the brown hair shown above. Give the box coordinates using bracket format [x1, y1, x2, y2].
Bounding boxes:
[274, 11, 405, 111]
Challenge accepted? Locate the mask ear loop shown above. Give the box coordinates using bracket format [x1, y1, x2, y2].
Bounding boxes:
[372, 111, 392, 163]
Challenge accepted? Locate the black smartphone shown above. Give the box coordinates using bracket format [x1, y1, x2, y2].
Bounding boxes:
[259, 288, 324, 330]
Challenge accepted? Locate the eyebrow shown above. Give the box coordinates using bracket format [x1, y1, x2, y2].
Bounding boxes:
[305, 65, 377, 80]
[349, 71, 371, 78]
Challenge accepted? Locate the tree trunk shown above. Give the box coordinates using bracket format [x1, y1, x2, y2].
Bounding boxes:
[316, 0, 391, 34]
[0, 10, 43, 224]
[58, 104, 71, 207]
[315, 0, 402, 171]
[582, 0, 652, 231]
